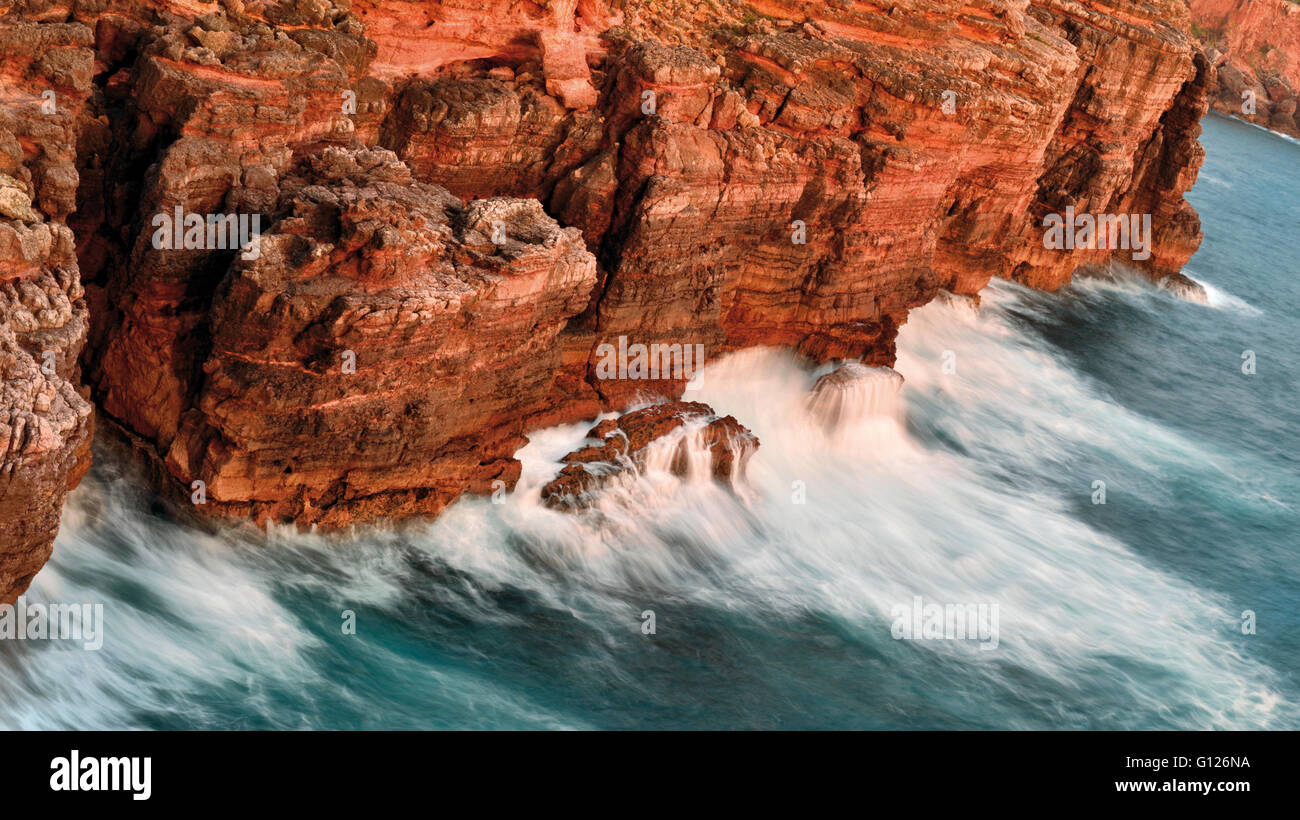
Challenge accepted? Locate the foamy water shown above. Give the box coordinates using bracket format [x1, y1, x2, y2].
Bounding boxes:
[1, 114, 1296, 730]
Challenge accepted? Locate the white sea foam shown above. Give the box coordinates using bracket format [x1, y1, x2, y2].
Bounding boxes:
[1218, 113, 1300, 148]
[1, 281, 1292, 730]
[1183, 271, 1263, 316]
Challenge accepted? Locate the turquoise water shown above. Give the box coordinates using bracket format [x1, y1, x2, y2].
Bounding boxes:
[1, 114, 1296, 730]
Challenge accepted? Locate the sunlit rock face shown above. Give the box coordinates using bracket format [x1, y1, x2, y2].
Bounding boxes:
[163, 146, 597, 528]
[0, 18, 94, 603]
[1190, 0, 1300, 138]
[0, 0, 1209, 591]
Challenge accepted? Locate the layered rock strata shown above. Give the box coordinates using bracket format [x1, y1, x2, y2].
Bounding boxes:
[164, 147, 596, 526]
[540, 400, 757, 510]
[0, 18, 94, 602]
[1190, 0, 1300, 137]
[0, 0, 1213, 593]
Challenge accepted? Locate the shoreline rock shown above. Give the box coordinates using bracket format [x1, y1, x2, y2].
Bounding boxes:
[540, 401, 759, 510]
[0, 0, 1215, 593]
[1191, 0, 1300, 139]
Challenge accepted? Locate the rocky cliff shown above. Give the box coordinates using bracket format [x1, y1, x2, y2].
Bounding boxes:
[0, 0, 1211, 600]
[0, 18, 94, 603]
[1190, 0, 1300, 137]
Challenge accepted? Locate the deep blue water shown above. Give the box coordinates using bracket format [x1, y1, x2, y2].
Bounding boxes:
[1, 114, 1296, 730]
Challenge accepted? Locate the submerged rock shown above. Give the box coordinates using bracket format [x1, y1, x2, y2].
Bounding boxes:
[1160, 272, 1210, 304]
[808, 363, 904, 433]
[540, 401, 758, 510]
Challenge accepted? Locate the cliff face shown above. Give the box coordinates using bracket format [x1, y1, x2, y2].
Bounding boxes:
[0, 19, 94, 603]
[0, 0, 1210, 597]
[1190, 0, 1300, 137]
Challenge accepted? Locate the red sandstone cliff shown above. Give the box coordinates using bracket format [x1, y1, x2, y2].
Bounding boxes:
[0, 18, 94, 603]
[1190, 0, 1300, 136]
[0, 0, 1211, 598]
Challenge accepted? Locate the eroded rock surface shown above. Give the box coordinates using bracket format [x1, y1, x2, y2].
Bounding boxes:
[1191, 0, 1300, 137]
[0, 0, 1214, 592]
[163, 146, 596, 526]
[0, 17, 94, 602]
[540, 401, 758, 510]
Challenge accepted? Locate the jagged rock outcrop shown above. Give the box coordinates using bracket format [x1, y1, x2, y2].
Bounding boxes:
[163, 146, 596, 526]
[0, 0, 1214, 592]
[540, 400, 757, 509]
[1190, 0, 1300, 137]
[0, 17, 94, 603]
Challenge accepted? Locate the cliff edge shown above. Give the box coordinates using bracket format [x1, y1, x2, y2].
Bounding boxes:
[1191, 0, 1300, 137]
[0, 0, 1211, 599]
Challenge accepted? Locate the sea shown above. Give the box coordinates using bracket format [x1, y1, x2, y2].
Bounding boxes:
[1, 113, 1296, 730]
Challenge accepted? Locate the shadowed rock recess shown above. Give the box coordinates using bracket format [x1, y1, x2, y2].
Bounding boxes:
[0, 0, 1211, 600]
